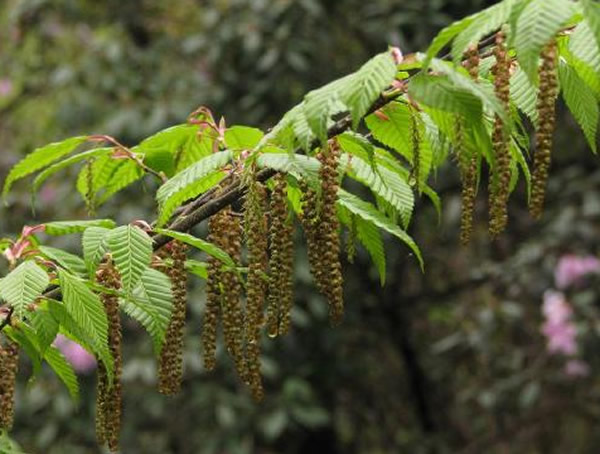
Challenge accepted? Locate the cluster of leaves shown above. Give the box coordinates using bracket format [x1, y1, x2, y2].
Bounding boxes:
[1, 0, 600, 450]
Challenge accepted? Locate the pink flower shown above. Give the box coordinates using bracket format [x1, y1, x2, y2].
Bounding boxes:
[0, 79, 13, 97]
[565, 359, 590, 378]
[541, 291, 578, 355]
[554, 254, 600, 289]
[542, 320, 578, 355]
[542, 291, 572, 324]
[54, 334, 97, 373]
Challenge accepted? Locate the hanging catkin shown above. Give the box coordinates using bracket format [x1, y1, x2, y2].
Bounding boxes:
[95, 259, 122, 453]
[157, 240, 188, 396]
[458, 45, 480, 245]
[0, 338, 19, 431]
[244, 177, 269, 400]
[489, 30, 512, 237]
[203, 207, 248, 383]
[300, 140, 344, 324]
[530, 40, 558, 219]
[267, 174, 295, 337]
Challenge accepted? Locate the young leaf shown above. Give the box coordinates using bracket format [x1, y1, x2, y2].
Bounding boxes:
[185, 259, 208, 279]
[43, 219, 116, 236]
[38, 246, 87, 276]
[337, 189, 423, 270]
[224, 126, 264, 150]
[339, 52, 397, 128]
[3, 136, 88, 197]
[97, 159, 144, 204]
[558, 61, 599, 153]
[58, 270, 112, 375]
[30, 307, 59, 355]
[121, 267, 173, 353]
[82, 227, 111, 274]
[107, 225, 153, 296]
[31, 148, 113, 196]
[355, 215, 386, 285]
[156, 150, 232, 226]
[0, 261, 49, 319]
[515, 0, 575, 81]
[154, 228, 234, 267]
[44, 346, 80, 401]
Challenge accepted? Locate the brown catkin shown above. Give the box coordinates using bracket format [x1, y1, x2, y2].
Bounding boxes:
[489, 30, 512, 237]
[530, 41, 558, 219]
[95, 259, 122, 453]
[458, 45, 480, 245]
[204, 207, 247, 383]
[157, 240, 188, 396]
[267, 174, 295, 337]
[244, 178, 269, 400]
[300, 140, 344, 324]
[0, 339, 19, 431]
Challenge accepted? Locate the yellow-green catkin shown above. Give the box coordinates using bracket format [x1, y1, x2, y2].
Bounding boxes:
[95, 259, 122, 453]
[458, 45, 480, 245]
[530, 41, 559, 219]
[244, 177, 269, 400]
[489, 30, 512, 237]
[202, 218, 221, 372]
[300, 139, 344, 324]
[0, 338, 19, 431]
[157, 240, 188, 396]
[267, 174, 295, 338]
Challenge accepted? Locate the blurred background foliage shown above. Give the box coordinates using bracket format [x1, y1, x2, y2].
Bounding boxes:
[2, 0, 600, 453]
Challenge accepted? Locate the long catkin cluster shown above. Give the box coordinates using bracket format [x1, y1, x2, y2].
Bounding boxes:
[489, 30, 512, 237]
[157, 240, 188, 396]
[458, 45, 480, 245]
[243, 178, 269, 400]
[301, 140, 344, 324]
[203, 207, 247, 383]
[530, 40, 558, 219]
[95, 260, 122, 453]
[0, 339, 19, 431]
[266, 174, 295, 338]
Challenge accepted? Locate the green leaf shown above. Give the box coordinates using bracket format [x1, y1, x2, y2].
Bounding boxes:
[31, 148, 113, 196]
[3, 324, 42, 376]
[97, 159, 144, 204]
[256, 153, 320, 181]
[82, 227, 111, 274]
[581, 0, 600, 51]
[408, 74, 483, 123]
[44, 346, 80, 401]
[224, 126, 264, 150]
[337, 189, 423, 269]
[76, 155, 122, 208]
[570, 19, 600, 75]
[510, 66, 538, 123]
[143, 150, 176, 178]
[3, 136, 88, 197]
[340, 52, 397, 128]
[185, 259, 208, 279]
[107, 225, 153, 296]
[154, 229, 234, 267]
[558, 61, 599, 153]
[423, 14, 476, 68]
[43, 219, 116, 236]
[121, 267, 173, 353]
[0, 261, 49, 319]
[156, 151, 232, 226]
[355, 215, 386, 285]
[303, 74, 354, 141]
[515, 0, 575, 81]
[58, 270, 112, 377]
[346, 155, 414, 228]
[451, 0, 517, 64]
[30, 307, 59, 355]
[38, 246, 87, 276]
[137, 124, 197, 155]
